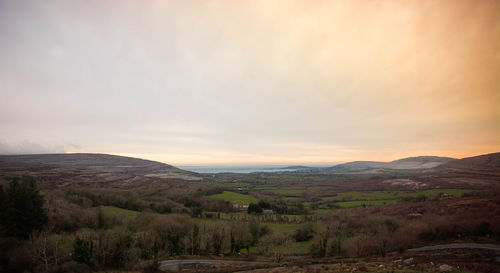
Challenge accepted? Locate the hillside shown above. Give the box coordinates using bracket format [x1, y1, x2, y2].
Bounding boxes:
[326, 161, 386, 171]
[388, 156, 455, 169]
[0, 153, 197, 178]
[437, 152, 500, 172]
[326, 156, 455, 171]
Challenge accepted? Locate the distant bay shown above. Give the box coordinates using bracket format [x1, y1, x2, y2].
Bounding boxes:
[177, 164, 334, 174]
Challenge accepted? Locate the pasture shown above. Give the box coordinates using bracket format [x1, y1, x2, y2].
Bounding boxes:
[209, 190, 259, 204]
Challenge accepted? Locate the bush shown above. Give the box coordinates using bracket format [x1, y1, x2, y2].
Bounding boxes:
[293, 223, 315, 242]
[247, 203, 263, 214]
[258, 200, 271, 209]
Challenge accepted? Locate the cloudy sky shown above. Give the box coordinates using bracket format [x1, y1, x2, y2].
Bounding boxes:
[1, 0, 499, 165]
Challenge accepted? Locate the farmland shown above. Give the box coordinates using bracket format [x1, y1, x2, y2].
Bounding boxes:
[208, 190, 259, 204]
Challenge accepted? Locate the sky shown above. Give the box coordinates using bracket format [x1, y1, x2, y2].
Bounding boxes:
[1, 0, 499, 165]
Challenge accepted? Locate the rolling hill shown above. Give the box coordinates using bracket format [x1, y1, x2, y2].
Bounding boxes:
[436, 152, 500, 172]
[0, 153, 197, 178]
[326, 156, 456, 171]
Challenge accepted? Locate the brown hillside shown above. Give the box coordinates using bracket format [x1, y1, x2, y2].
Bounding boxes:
[438, 152, 500, 172]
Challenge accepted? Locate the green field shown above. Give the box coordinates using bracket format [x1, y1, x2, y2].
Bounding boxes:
[194, 218, 301, 234]
[336, 199, 400, 208]
[323, 189, 473, 202]
[257, 186, 332, 197]
[100, 206, 140, 219]
[263, 222, 302, 234]
[208, 191, 259, 204]
[282, 196, 303, 201]
[202, 181, 251, 188]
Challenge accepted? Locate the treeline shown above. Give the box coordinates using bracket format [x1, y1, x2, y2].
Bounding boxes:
[0, 178, 290, 272]
[306, 212, 498, 258]
[247, 200, 308, 215]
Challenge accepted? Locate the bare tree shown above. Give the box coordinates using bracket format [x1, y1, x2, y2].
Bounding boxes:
[257, 232, 291, 262]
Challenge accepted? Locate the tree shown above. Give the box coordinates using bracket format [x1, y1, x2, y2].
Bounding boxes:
[293, 223, 315, 242]
[310, 225, 330, 257]
[257, 232, 291, 262]
[0, 177, 48, 238]
[247, 203, 263, 214]
[258, 200, 271, 209]
[229, 222, 251, 254]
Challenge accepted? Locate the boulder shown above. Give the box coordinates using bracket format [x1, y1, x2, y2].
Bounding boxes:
[439, 264, 453, 272]
[403, 257, 414, 264]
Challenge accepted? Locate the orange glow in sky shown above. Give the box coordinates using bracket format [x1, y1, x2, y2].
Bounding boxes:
[1, 0, 499, 165]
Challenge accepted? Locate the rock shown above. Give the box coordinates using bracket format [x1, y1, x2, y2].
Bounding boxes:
[439, 264, 453, 272]
[393, 259, 402, 263]
[403, 258, 414, 264]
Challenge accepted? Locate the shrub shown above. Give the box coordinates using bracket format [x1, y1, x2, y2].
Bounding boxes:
[247, 203, 263, 214]
[293, 223, 315, 242]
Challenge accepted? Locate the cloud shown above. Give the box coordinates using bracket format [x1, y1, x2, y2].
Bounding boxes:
[0, 140, 62, 154]
[0, 0, 498, 164]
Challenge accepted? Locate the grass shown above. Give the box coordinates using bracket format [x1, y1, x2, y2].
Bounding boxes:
[208, 191, 258, 204]
[100, 206, 140, 219]
[202, 181, 251, 188]
[257, 186, 333, 197]
[194, 218, 301, 235]
[268, 188, 306, 196]
[263, 222, 302, 234]
[312, 208, 337, 215]
[336, 199, 399, 208]
[292, 241, 312, 254]
[282, 196, 303, 201]
[323, 189, 473, 202]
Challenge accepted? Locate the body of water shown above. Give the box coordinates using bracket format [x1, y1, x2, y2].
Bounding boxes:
[177, 164, 335, 174]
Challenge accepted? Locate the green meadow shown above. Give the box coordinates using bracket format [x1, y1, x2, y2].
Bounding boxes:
[322, 189, 472, 202]
[208, 190, 259, 204]
[100, 205, 140, 219]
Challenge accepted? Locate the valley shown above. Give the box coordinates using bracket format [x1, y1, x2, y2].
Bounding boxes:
[0, 152, 499, 273]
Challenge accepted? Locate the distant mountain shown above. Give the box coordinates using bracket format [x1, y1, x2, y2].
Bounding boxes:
[279, 165, 313, 170]
[436, 152, 500, 172]
[0, 153, 196, 178]
[326, 161, 386, 171]
[326, 156, 456, 171]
